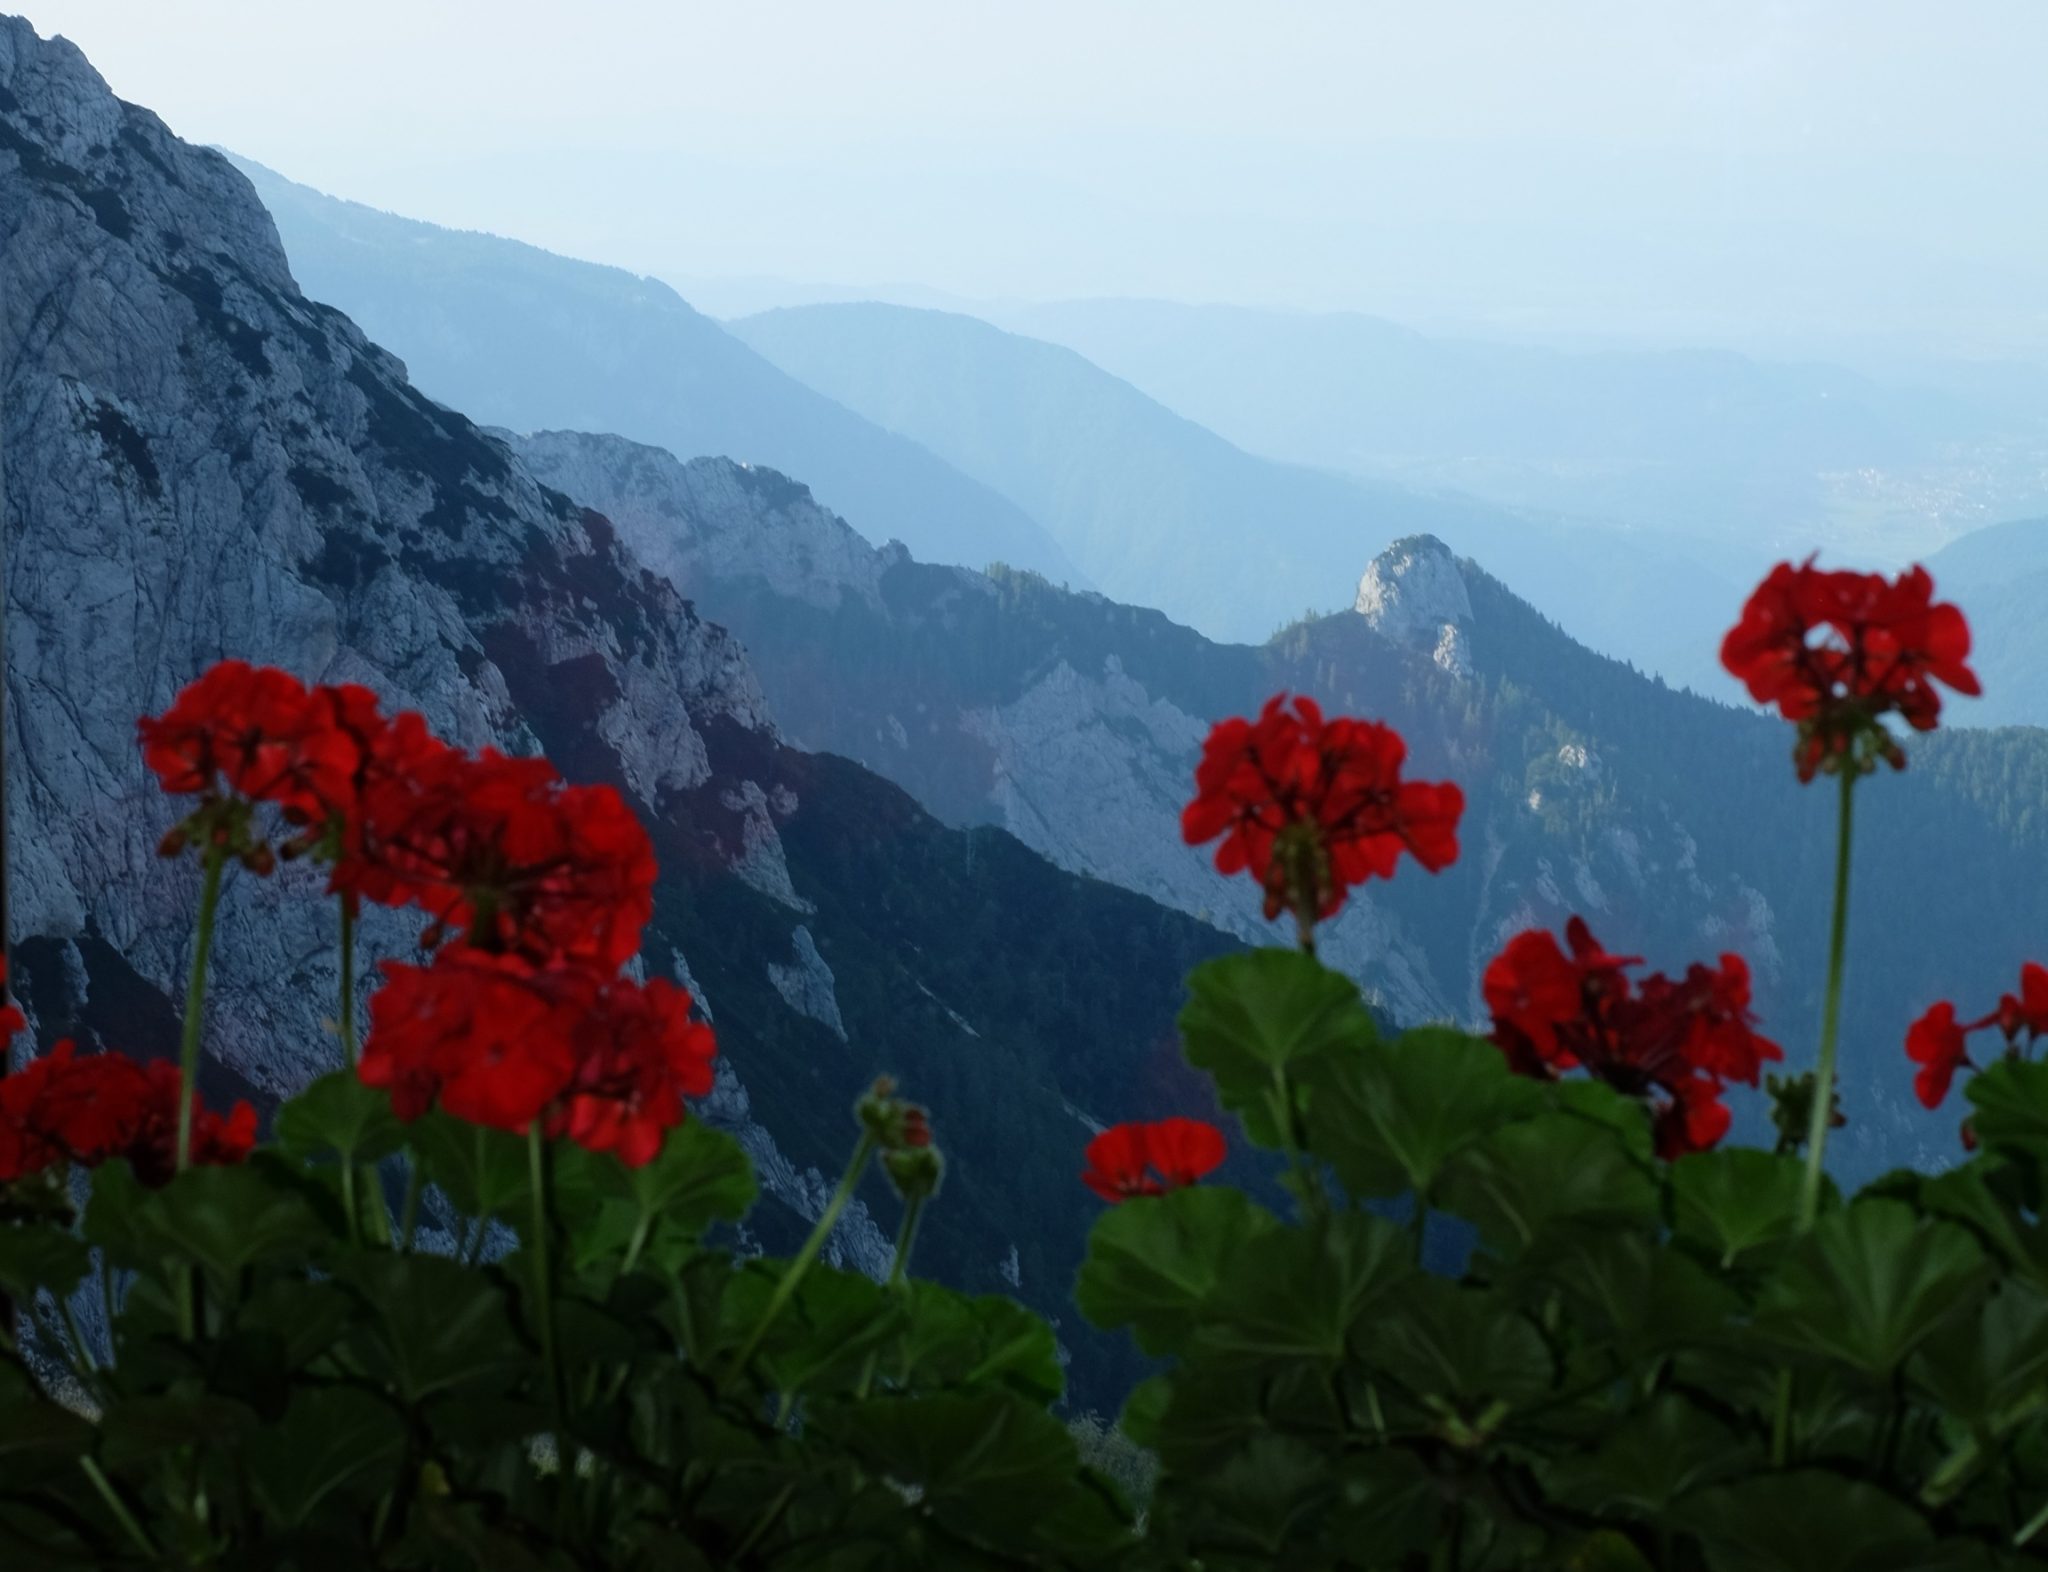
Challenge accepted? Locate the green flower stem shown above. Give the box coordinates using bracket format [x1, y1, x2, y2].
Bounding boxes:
[340, 1157, 362, 1247]
[729, 1132, 878, 1379]
[2016, 1495, 2048, 1550]
[78, 1457, 158, 1562]
[1798, 767, 1857, 1229]
[1268, 1066, 1327, 1224]
[856, 1193, 929, 1400]
[618, 1211, 654, 1280]
[337, 895, 358, 1069]
[527, 1125, 568, 1469]
[888, 1194, 927, 1289]
[1769, 1368, 1793, 1466]
[398, 1156, 425, 1253]
[175, 839, 228, 1173]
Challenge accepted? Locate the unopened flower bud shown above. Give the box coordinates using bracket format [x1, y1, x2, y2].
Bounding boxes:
[157, 825, 191, 859]
[883, 1145, 943, 1203]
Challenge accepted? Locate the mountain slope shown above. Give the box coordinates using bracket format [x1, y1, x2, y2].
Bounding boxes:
[729, 301, 1745, 683]
[226, 157, 1085, 590]
[1924, 516, 2048, 729]
[517, 428, 2048, 1187]
[0, 16, 1221, 1402]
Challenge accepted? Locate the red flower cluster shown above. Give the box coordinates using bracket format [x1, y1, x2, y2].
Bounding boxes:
[141, 661, 707, 1168]
[1081, 1117, 1226, 1202]
[1483, 917, 1783, 1158]
[1720, 560, 1980, 781]
[1905, 963, 2048, 1112]
[0, 1041, 255, 1186]
[358, 955, 714, 1165]
[1182, 695, 1463, 927]
[140, 663, 656, 968]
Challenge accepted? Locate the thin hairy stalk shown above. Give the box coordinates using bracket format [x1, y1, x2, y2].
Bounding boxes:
[1798, 767, 1857, 1228]
[729, 1132, 878, 1379]
[175, 840, 228, 1172]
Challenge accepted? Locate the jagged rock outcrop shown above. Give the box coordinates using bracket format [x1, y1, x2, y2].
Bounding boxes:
[1355, 535, 1473, 677]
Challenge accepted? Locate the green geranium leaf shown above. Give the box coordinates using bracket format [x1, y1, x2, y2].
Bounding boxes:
[1117, 1374, 1173, 1451]
[1674, 1470, 1975, 1572]
[1917, 1158, 2048, 1293]
[1300, 1025, 1539, 1202]
[0, 1397, 93, 1477]
[337, 1254, 527, 1405]
[0, 1223, 91, 1304]
[1075, 1186, 1279, 1356]
[123, 1159, 333, 1280]
[1754, 1198, 1991, 1381]
[1967, 1058, 2048, 1163]
[1552, 1077, 1656, 1159]
[1440, 1110, 1656, 1256]
[99, 1393, 260, 1468]
[274, 1071, 405, 1166]
[1328, 1446, 1440, 1561]
[1183, 1431, 1340, 1555]
[832, 1390, 1088, 1548]
[1180, 950, 1374, 1146]
[724, 1262, 902, 1397]
[244, 1385, 406, 1528]
[1909, 1277, 2048, 1428]
[1369, 1276, 1554, 1415]
[1541, 1393, 1756, 1518]
[237, 1278, 359, 1370]
[896, 1282, 1064, 1403]
[1670, 1147, 1825, 1269]
[1518, 1226, 1740, 1359]
[556, 1119, 757, 1272]
[1193, 1211, 1413, 1368]
[408, 1112, 531, 1224]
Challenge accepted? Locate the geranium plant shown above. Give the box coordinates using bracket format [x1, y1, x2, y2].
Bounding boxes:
[1, 557, 2044, 1568]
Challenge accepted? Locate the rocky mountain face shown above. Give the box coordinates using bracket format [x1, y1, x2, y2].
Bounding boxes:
[0, 17, 1231, 1402]
[515, 427, 2048, 1185]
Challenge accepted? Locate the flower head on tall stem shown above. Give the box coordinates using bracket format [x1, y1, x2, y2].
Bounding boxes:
[1181, 695, 1462, 947]
[1081, 1118, 1227, 1202]
[1721, 559, 1979, 783]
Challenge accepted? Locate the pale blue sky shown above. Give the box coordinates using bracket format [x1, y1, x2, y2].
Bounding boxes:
[21, 2, 2048, 355]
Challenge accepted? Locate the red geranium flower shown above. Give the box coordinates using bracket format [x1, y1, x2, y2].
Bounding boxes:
[1081, 1118, 1226, 1202]
[358, 950, 596, 1130]
[1482, 916, 1781, 1157]
[0, 1042, 255, 1186]
[1905, 1002, 1972, 1111]
[351, 745, 655, 969]
[139, 660, 359, 809]
[1902, 963, 2048, 1116]
[546, 978, 717, 1168]
[1721, 560, 1979, 781]
[1182, 695, 1463, 928]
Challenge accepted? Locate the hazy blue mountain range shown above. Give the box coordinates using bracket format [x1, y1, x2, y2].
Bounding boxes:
[513, 427, 2048, 1190]
[227, 157, 1086, 591]
[994, 298, 2048, 564]
[730, 301, 1746, 682]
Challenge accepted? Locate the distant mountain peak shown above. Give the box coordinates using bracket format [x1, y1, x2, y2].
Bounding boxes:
[1354, 535, 1472, 677]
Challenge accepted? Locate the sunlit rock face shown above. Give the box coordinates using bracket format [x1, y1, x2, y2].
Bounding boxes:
[1355, 535, 1474, 678]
